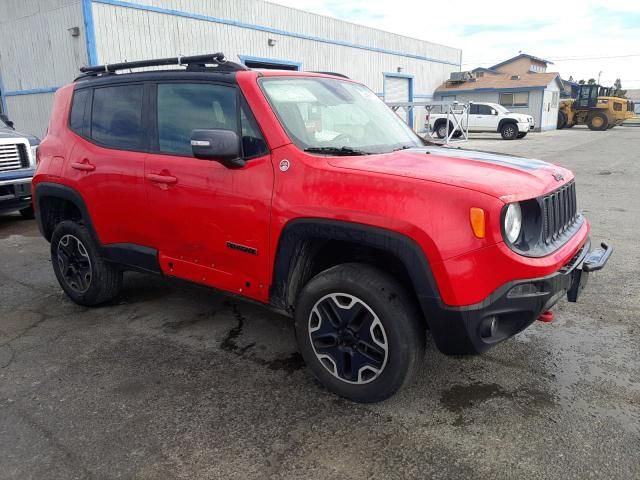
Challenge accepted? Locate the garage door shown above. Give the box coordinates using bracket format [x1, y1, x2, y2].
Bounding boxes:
[384, 75, 411, 126]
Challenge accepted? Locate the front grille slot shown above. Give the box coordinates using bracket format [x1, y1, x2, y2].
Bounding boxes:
[542, 181, 578, 244]
[0, 143, 29, 172]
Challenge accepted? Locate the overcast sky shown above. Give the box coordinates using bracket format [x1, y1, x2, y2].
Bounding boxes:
[270, 0, 640, 89]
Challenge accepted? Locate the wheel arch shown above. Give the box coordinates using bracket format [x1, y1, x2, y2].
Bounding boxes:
[269, 219, 441, 322]
[34, 182, 97, 243]
[497, 118, 518, 132]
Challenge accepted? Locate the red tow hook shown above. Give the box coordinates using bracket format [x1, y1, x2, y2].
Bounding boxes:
[538, 310, 555, 323]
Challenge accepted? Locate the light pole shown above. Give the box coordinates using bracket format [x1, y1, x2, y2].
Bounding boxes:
[597, 71, 603, 85]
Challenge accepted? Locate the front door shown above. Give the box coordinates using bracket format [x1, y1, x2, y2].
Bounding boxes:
[471, 104, 498, 131]
[144, 82, 273, 302]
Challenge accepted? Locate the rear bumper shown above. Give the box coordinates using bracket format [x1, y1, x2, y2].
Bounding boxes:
[0, 171, 33, 214]
[428, 238, 612, 354]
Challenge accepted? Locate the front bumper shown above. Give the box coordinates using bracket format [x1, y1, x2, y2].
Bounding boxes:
[518, 121, 534, 132]
[0, 171, 34, 214]
[428, 238, 612, 355]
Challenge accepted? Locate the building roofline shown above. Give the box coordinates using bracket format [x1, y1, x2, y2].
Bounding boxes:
[489, 53, 554, 70]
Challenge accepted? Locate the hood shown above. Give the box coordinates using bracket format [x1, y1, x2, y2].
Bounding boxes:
[328, 147, 573, 202]
[0, 126, 40, 145]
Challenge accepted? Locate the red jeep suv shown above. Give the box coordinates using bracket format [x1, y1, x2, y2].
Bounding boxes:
[33, 54, 611, 402]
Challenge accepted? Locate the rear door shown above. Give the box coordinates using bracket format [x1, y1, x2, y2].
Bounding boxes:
[144, 81, 273, 301]
[66, 83, 150, 246]
[384, 75, 411, 126]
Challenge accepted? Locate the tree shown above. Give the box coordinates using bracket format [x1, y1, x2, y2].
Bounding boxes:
[578, 79, 585, 85]
[587, 78, 596, 85]
[614, 78, 622, 90]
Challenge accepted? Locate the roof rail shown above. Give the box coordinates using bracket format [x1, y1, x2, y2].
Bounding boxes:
[308, 71, 350, 79]
[77, 53, 249, 78]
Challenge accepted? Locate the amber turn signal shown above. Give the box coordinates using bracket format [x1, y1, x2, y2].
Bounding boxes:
[469, 207, 486, 239]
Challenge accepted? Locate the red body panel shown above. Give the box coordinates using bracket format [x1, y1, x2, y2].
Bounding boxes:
[34, 70, 589, 309]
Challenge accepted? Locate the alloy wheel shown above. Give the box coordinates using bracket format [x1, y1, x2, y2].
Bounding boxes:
[57, 234, 93, 293]
[308, 293, 388, 384]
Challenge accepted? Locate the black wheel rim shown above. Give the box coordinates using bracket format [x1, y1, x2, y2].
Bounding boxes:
[308, 293, 388, 384]
[57, 234, 92, 294]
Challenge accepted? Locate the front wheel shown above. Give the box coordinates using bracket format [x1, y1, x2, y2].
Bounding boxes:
[517, 132, 528, 139]
[51, 220, 122, 306]
[500, 123, 519, 140]
[295, 263, 425, 403]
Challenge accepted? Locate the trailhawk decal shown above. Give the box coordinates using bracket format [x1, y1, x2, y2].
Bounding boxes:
[422, 147, 551, 171]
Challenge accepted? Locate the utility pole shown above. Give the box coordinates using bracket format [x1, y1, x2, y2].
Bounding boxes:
[597, 71, 603, 85]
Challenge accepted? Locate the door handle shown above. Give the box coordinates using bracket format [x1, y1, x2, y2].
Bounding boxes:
[71, 160, 95, 172]
[146, 173, 177, 185]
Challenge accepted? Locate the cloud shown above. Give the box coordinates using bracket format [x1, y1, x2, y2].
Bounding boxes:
[269, 0, 640, 88]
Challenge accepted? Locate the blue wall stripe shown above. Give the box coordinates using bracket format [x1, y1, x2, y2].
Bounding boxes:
[92, 0, 460, 67]
[3, 87, 60, 97]
[83, 0, 99, 66]
[434, 86, 546, 95]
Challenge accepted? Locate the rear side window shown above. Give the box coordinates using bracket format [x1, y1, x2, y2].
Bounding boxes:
[91, 84, 145, 150]
[69, 89, 90, 136]
[157, 83, 237, 156]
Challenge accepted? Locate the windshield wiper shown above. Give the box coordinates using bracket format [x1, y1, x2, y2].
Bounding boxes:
[304, 146, 370, 156]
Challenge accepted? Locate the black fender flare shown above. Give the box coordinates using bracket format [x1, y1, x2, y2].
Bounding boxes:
[497, 118, 518, 133]
[35, 182, 97, 242]
[269, 218, 442, 319]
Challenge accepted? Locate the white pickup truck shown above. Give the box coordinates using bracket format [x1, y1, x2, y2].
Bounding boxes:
[426, 102, 535, 140]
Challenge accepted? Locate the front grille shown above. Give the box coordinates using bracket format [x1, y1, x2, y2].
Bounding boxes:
[541, 181, 578, 245]
[0, 143, 29, 172]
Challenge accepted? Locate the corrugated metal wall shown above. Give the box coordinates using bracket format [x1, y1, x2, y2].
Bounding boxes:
[1, 0, 461, 137]
[0, 0, 86, 137]
[91, 0, 460, 100]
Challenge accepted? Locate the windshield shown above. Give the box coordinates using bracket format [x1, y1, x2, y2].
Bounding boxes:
[493, 104, 511, 114]
[260, 77, 424, 154]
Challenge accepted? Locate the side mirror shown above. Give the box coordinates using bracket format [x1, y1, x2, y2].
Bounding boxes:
[191, 129, 245, 168]
[491, 109, 498, 115]
[0, 114, 15, 129]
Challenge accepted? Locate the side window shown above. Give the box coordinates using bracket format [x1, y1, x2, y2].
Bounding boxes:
[91, 85, 144, 150]
[157, 83, 237, 156]
[240, 99, 268, 158]
[69, 89, 90, 136]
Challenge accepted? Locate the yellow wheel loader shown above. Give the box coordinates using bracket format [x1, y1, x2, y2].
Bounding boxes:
[557, 84, 635, 131]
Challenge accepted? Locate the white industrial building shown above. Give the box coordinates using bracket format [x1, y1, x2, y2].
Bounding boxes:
[0, 0, 462, 138]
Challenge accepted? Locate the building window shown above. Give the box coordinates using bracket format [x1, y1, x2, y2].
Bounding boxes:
[551, 92, 559, 108]
[499, 92, 529, 107]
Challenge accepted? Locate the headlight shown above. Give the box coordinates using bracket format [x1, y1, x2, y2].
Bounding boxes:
[504, 203, 522, 243]
[30, 145, 38, 166]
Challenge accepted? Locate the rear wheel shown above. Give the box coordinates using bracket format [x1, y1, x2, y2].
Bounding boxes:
[295, 263, 425, 403]
[51, 221, 122, 306]
[500, 123, 519, 140]
[557, 110, 568, 129]
[587, 112, 609, 131]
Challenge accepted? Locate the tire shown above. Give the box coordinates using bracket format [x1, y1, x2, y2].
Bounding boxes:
[587, 112, 609, 131]
[50, 220, 122, 306]
[435, 123, 448, 139]
[517, 132, 528, 139]
[500, 122, 519, 140]
[557, 110, 568, 129]
[19, 205, 35, 219]
[294, 263, 425, 403]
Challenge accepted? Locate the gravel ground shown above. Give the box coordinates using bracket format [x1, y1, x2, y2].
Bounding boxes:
[1, 126, 638, 479]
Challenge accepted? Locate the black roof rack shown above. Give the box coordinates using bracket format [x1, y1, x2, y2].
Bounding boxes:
[77, 53, 248, 78]
[308, 71, 350, 79]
